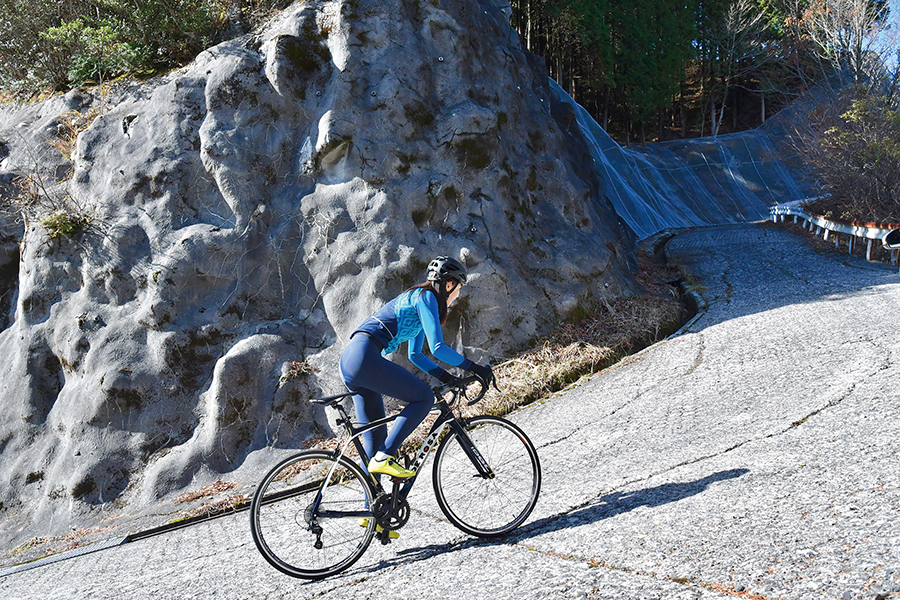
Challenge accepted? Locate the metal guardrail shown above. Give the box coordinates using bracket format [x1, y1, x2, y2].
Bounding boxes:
[769, 200, 900, 267]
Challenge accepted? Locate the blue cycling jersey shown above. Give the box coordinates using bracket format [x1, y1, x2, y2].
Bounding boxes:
[352, 288, 473, 374]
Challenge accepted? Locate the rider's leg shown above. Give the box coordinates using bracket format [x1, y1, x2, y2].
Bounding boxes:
[339, 334, 433, 457]
[379, 388, 432, 455]
[356, 362, 432, 456]
[339, 336, 387, 462]
[350, 388, 387, 461]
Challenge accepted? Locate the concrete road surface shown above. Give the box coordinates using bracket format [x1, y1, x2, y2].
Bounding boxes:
[2, 223, 899, 600]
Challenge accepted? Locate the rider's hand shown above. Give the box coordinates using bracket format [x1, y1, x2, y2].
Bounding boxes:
[468, 362, 494, 386]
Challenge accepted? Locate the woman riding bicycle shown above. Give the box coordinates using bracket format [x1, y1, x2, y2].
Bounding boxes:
[339, 256, 494, 479]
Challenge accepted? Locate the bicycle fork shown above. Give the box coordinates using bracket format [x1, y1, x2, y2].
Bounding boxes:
[447, 419, 495, 479]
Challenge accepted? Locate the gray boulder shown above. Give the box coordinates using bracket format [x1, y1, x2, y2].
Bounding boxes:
[0, 0, 635, 539]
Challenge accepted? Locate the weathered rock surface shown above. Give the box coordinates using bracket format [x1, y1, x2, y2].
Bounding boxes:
[0, 0, 634, 540]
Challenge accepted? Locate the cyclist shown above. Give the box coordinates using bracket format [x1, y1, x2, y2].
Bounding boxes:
[339, 256, 494, 480]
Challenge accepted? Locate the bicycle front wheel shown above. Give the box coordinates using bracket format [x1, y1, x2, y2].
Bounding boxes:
[432, 416, 541, 537]
[250, 450, 376, 579]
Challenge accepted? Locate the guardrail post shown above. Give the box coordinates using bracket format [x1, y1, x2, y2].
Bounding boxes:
[773, 201, 900, 268]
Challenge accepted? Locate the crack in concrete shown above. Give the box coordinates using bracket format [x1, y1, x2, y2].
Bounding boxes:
[482, 379, 873, 592]
[684, 334, 704, 375]
[533, 397, 633, 453]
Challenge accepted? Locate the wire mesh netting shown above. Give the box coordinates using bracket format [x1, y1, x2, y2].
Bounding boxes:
[551, 79, 819, 240]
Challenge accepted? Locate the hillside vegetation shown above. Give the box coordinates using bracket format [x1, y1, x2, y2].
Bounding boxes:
[0, 0, 288, 92]
[510, 0, 899, 144]
[800, 90, 900, 224]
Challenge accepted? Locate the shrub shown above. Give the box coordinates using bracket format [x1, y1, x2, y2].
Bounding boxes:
[801, 89, 900, 223]
[0, 1, 292, 93]
[40, 18, 145, 85]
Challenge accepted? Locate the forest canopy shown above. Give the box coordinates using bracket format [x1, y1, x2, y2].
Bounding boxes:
[1, 0, 897, 147]
[509, 0, 897, 142]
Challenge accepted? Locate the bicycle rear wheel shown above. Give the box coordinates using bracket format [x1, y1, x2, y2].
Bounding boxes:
[250, 450, 376, 579]
[432, 416, 541, 537]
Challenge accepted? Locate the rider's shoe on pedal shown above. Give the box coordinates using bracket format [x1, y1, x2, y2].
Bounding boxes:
[359, 518, 399, 539]
[368, 455, 415, 479]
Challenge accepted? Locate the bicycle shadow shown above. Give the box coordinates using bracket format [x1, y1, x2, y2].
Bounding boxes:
[360, 468, 750, 574]
[509, 468, 750, 542]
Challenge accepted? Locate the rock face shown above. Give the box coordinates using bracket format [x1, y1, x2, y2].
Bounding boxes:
[0, 0, 635, 537]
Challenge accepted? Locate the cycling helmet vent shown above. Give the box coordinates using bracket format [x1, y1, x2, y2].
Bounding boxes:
[427, 256, 467, 285]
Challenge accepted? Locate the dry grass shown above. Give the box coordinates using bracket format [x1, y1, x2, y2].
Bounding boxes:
[172, 495, 250, 521]
[9, 524, 119, 559]
[702, 583, 768, 599]
[169, 479, 249, 521]
[49, 108, 100, 161]
[173, 479, 237, 505]
[460, 251, 683, 418]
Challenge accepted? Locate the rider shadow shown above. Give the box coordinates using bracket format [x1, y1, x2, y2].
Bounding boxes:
[374, 468, 750, 571]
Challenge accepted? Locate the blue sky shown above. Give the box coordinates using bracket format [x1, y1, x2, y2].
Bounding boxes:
[881, 0, 899, 67]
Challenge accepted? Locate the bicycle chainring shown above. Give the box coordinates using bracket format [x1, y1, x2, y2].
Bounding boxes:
[371, 495, 411, 530]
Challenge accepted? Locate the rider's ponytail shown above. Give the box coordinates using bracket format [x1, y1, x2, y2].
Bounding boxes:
[410, 281, 449, 324]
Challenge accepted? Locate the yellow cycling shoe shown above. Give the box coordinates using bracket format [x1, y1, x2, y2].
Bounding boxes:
[358, 518, 399, 539]
[367, 456, 415, 479]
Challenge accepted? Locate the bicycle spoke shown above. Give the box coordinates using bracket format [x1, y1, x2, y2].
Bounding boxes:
[250, 451, 376, 579]
[432, 416, 541, 537]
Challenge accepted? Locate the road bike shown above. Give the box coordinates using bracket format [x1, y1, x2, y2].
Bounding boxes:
[249, 375, 541, 579]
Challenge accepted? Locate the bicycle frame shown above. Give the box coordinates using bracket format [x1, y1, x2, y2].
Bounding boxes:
[322, 389, 495, 510]
[251, 374, 541, 579]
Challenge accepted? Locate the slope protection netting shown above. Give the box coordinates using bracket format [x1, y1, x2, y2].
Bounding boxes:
[550, 79, 819, 240]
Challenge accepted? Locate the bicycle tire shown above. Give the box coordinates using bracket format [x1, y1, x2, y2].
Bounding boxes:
[250, 450, 376, 579]
[432, 416, 541, 537]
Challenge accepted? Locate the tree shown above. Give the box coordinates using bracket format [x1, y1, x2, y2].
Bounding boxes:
[706, 0, 770, 136]
[0, 1, 290, 93]
[607, 0, 695, 143]
[802, 0, 891, 89]
[801, 91, 900, 222]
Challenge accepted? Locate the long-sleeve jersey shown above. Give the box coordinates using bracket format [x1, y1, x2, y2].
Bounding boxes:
[352, 288, 473, 376]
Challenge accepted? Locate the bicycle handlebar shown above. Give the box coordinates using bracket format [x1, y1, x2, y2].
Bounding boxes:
[433, 373, 497, 406]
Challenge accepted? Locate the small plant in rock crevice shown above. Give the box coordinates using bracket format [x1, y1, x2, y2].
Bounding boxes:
[40, 210, 90, 240]
[2, 108, 98, 242]
[50, 108, 101, 161]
